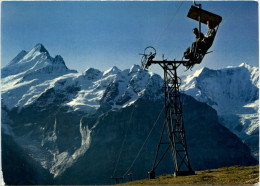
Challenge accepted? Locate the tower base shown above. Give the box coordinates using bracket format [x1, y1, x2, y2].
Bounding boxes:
[148, 170, 155, 179]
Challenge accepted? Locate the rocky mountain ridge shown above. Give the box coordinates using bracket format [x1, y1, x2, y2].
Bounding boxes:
[180, 63, 259, 159]
[1, 44, 258, 185]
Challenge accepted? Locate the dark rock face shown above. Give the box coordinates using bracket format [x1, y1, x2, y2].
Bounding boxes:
[1, 44, 257, 185]
[3, 94, 256, 185]
[181, 64, 259, 160]
[55, 96, 256, 185]
[2, 132, 53, 185]
[182, 95, 256, 169]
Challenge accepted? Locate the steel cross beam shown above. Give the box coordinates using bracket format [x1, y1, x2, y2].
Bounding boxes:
[148, 60, 194, 179]
[146, 60, 187, 69]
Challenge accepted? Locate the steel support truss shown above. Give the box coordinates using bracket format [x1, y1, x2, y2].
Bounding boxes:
[148, 60, 194, 178]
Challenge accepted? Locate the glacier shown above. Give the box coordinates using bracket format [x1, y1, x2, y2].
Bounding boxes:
[1, 44, 258, 184]
[1, 43, 164, 180]
[2, 44, 162, 113]
[181, 63, 259, 159]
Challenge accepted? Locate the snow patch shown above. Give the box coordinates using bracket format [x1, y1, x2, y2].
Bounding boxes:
[181, 63, 259, 158]
[50, 118, 92, 178]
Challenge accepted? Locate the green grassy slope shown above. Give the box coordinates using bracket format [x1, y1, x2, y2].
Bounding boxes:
[124, 165, 259, 185]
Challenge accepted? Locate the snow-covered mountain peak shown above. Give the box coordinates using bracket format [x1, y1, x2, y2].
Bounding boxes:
[235, 63, 259, 88]
[239, 62, 251, 68]
[52, 55, 67, 67]
[7, 44, 49, 67]
[181, 63, 259, 159]
[20, 43, 50, 63]
[181, 63, 259, 114]
[225, 63, 254, 72]
[1, 44, 79, 109]
[8, 50, 28, 66]
[32, 43, 49, 54]
[53, 55, 63, 61]
[83, 68, 102, 80]
[184, 63, 258, 87]
[129, 64, 141, 74]
[103, 66, 121, 76]
[83, 67, 101, 75]
[2, 44, 76, 79]
[182, 67, 203, 85]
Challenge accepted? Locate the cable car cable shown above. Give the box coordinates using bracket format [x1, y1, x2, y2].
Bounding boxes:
[112, 105, 135, 178]
[221, 1, 246, 26]
[119, 1, 185, 178]
[122, 105, 165, 177]
[154, 0, 186, 46]
[112, 69, 155, 179]
[126, 1, 244, 181]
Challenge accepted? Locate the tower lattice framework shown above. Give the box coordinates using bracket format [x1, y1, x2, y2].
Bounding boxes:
[147, 60, 194, 178]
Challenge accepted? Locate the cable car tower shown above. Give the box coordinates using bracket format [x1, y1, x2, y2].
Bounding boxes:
[140, 1, 222, 179]
[141, 47, 194, 178]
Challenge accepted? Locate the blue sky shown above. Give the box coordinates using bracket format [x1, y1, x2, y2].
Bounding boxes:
[1, 1, 259, 76]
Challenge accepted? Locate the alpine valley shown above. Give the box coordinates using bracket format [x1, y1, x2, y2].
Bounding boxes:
[1, 44, 258, 185]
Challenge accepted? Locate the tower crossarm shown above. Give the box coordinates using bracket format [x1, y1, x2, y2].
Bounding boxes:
[146, 60, 187, 70]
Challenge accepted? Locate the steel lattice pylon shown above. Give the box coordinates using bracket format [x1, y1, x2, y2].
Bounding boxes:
[144, 57, 194, 178]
